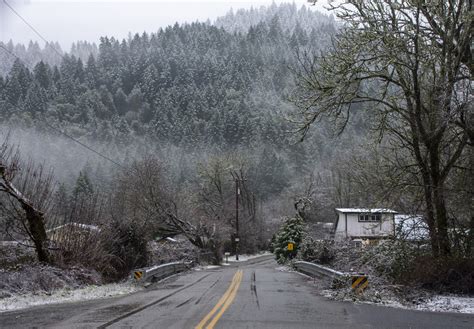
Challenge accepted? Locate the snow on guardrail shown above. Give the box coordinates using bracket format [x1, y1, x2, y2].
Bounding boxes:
[294, 261, 347, 279]
[294, 261, 370, 293]
[132, 261, 193, 283]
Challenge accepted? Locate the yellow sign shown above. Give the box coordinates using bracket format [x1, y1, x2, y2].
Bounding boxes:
[134, 271, 143, 280]
[288, 243, 294, 251]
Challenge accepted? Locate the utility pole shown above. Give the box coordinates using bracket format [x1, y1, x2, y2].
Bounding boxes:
[230, 173, 246, 261]
[234, 178, 240, 261]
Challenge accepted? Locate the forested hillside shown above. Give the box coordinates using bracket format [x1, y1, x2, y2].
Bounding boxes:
[0, 4, 352, 204]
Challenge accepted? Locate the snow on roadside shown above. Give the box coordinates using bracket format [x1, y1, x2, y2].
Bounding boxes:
[413, 295, 474, 314]
[364, 295, 474, 314]
[226, 251, 272, 262]
[194, 265, 221, 270]
[0, 282, 142, 313]
[321, 287, 474, 314]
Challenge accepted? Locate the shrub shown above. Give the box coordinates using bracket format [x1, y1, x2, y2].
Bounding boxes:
[406, 256, 474, 294]
[100, 219, 149, 281]
[359, 239, 474, 293]
[298, 235, 335, 265]
[359, 239, 422, 280]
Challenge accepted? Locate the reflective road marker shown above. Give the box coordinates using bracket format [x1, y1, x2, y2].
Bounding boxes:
[134, 271, 143, 280]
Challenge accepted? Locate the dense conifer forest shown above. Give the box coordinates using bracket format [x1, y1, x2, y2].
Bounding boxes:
[0, 4, 348, 206]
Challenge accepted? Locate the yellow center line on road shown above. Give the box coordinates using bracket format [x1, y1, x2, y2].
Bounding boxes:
[195, 269, 243, 329]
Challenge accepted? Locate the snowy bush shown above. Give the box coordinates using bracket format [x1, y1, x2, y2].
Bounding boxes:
[358, 239, 474, 293]
[100, 219, 149, 281]
[298, 235, 335, 265]
[272, 215, 304, 264]
[359, 239, 421, 280]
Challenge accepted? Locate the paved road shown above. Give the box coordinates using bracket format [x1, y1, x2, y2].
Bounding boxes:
[1, 256, 473, 328]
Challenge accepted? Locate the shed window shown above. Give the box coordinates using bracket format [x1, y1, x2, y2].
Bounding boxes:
[359, 213, 381, 222]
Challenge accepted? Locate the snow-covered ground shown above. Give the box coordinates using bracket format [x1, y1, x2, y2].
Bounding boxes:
[194, 265, 221, 270]
[0, 282, 142, 313]
[413, 295, 474, 314]
[225, 251, 272, 263]
[362, 294, 474, 314]
[196, 252, 273, 268]
[321, 287, 474, 314]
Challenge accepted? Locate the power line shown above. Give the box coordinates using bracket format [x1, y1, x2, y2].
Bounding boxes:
[1, 94, 126, 169]
[3, 0, 63, 59]
[1, 0, 125, 169]
[41, 121, 126, 169]
[0, 43, 21, 61]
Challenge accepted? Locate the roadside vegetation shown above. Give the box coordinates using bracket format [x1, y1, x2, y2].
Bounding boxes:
[272, 0, 473, 305]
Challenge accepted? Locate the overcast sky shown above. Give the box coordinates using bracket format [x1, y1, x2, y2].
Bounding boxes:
[0, 0, 329, 50]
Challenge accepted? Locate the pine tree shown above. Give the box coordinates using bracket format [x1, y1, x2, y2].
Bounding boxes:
[33, 61, 52, 90]
[140, 64, 159, 103]
[272, 215, 305, 264]
[114, 88, 128, 115]
[23, 82, 47, 114]
[85, 54, 99, 89]
[73, 171, 94, 199]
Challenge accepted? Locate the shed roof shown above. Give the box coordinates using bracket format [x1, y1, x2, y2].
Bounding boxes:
[335, 208, 397, 214]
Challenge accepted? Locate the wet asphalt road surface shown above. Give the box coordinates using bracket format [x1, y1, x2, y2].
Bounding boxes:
[1, 256, 473, 328]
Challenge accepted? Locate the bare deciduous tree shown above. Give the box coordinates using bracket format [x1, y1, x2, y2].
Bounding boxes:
[197, 154, 263, 254]
[292, 0, 472, 257]
[112, 156, 210, 250]
[0, 136, 54, 263]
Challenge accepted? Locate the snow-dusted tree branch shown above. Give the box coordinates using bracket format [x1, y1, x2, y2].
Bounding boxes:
[0, 135, 55, 263]
[291, 0, 472, 257]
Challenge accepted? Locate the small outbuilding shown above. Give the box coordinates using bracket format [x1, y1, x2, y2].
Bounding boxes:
[334, 208, 397, 242]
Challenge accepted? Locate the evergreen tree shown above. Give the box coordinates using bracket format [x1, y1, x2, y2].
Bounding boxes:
[73, 171, 94, 199]
[23, 82, 47, 114]
[114, 88, 128, 115]
[272, 215, 305, 264]
[33, 61, 52, 90]
[85, 54, 99, 89]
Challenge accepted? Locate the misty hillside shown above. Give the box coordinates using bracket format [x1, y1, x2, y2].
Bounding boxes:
[0, 3, 334, 77]
[0, 3, 367, 217]
[215, 2, 336, 34]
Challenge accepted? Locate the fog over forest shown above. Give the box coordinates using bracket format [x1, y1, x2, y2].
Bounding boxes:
[2, 1, 469, 243]
[0, 3, 371, 223]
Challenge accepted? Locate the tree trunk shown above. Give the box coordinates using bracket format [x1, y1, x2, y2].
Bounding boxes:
[422, 180, 440, 257]
[433, 183, 451, 256]
[23, 204, 51, 263]
[468, 216, 474, 257]
[429, 143, 451, 257]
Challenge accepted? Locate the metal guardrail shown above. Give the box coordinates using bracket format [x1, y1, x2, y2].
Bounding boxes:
[294, 261, 369, 293]
[293, 261, 346, 279]
[132, 261, 193, 283]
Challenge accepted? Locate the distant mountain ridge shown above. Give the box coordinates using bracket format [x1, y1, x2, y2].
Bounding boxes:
[214, 2, 335, 34]
[0, 3, 334, 77]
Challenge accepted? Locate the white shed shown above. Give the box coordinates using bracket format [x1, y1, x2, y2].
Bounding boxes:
[334, 208, 397, 241]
